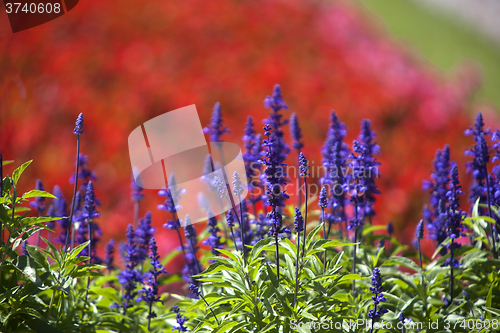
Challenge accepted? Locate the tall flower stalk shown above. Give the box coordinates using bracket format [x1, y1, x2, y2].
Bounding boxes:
[82, 181, 99, 306]
[67, 113, 84, 250]
[318, 186, 328, 272]
[368, 267, 388, 333]
[321, 111, 349, 238]
[159, 185, 189, 270]
[184, 216, 202, 294]
[172, 305, 188, 332]
[415, 220, 424, 270]
[225, 209, 239, 252]
[137, 238, 168, 330]
[464, 113, 496, 256]
[443, 165, 466, 303]
[293, 207, 303, 309]
[242, 116, 263, 215]
[261, 124, 289, 280]
[189, 284, 220, 325]
[202, 209, 223, 258]
[117, 224, 142, 313]
[299, 152, 309, 257]
[131, 175, 144, 229]
[233, 171, 247, 264]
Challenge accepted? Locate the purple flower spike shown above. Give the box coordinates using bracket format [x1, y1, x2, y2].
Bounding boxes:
[74, 113, 84, 135]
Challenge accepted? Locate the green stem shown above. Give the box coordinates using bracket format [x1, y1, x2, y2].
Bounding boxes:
[321, 208, 327, 273]
[352, 227, 358, 294]
[47, 288, 56, 319]
[293, 231, 301, 309]
[301, 178, 308, 258]
[238, 200, 247, 266]
[485, 170, 497, 258]
[67, 135, 81, 250]
[200, 294, 220, 325]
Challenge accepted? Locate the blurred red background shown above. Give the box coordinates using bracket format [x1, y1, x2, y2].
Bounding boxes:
[0, 0, 498, 270]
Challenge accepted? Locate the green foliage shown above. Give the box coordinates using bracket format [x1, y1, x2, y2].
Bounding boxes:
[2, 161, 500, 332]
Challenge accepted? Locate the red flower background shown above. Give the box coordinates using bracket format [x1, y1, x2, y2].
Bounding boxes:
[0, 0, 497, 271]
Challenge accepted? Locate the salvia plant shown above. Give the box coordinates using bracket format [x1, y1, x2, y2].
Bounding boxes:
[1, 86, 500, 333]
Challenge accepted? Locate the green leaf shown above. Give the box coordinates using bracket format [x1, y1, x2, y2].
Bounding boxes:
[21, 190, 57, 200]
[41, 237, 62, 265]
[12, 160, 32, 186]
[383, 256, 422, 273]
[69, 241, 90, 260]
[14, 255, 42, 287]
[26, 245, 50, 271]
[250, 237, 275, 261]
[338, 274, 367, 283]
[483, 306, 500, 317]
[2, 160, 14, 166]
[305, 222, 323, 250]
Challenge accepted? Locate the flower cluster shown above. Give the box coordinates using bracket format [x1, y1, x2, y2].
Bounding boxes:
[117, 224, 143, 309]
[203, 102, 230, 144]
[367, 267, 388, 321]
[202, 209, 223, 256]
[135, 211, 156, 264]
[137, 238, 168, 319]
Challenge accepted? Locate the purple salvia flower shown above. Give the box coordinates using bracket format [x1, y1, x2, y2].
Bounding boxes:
[30, 179, 46, 214]
[321, 111, 350, 230]
[254, 213, 269, 242]
[82, 181, 101, 263]
[263, 85, 290, 189]
[52, 185, 69, 244]
[70, 154, 98, 194]
[290, 113, 304, 150]
[318, 186, 328, 209]
[203, 102, 230, 144]
[353, 119, 381, 218]
[117, 224, 142, 309]
[387, 222, 394, 236]
[415, 220, 424, 240]
[423, 145, 451, 250]
[172, 305, 188, 332]
[226, 209, 235, 228]
[367, 267, 388, 326]
[293, 207, 304, 233]
[137, 238, 168, 327]
[243, 116, 263, 206]
[442, 165, 466, 268]
[158, 188, 178, 214]
[184, 216, 201, 294]
[232, 171, 244, 197]
[82, 181, 99, 220]
[74, 113, 84, 135]
[465, 132, 489, 204]
[464, 113, 490, 206]
[261, 124, 289, 210]
[237, 200, 256, 247]
[131, 175, 144, 202]
[104, 239, 116, 271]
[299, 152, 309, 178]
[321, 111, 349, 164]
[22, 241, 28, 255]
[202, 209, 223, 256]
[324, 142, 349, 236]
[268, 209, 290, 238]
[135, 211, 156, 264]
